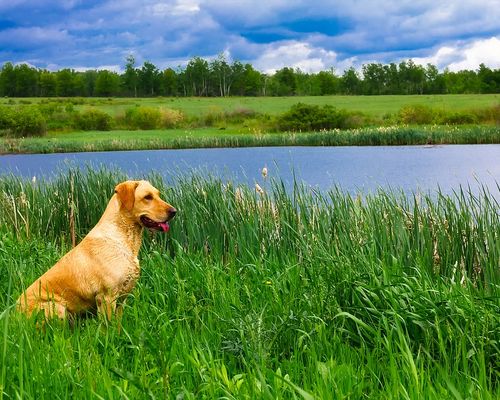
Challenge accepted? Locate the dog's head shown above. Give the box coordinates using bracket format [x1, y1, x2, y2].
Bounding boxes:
[114, 180, 176, 232]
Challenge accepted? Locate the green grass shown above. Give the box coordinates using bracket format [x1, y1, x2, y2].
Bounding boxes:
[1, 125, 499, 154]
[1, 95, 499, 153]
[4, 94, 499, 117]
[0, 168, 499, 398]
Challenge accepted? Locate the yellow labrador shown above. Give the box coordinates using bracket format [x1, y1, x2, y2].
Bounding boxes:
[17, 180, 176, 321]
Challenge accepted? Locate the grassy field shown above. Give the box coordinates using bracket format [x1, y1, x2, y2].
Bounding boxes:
[0, 168, 499, 398]
[1, 94, 499, 153]
[4, 94, 499, 117]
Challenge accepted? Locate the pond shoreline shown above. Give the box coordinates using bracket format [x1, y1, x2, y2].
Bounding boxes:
[1, 125, 499, 155]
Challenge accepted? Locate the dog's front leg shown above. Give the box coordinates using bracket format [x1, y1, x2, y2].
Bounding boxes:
[96, 293, 117, 321]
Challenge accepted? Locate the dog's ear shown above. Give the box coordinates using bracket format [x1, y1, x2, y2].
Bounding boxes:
[114, 181, 139, 211]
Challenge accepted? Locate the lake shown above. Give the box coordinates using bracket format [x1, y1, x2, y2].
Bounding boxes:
[0, 145, 499, 196]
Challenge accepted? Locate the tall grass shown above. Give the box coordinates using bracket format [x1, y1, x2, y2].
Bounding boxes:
[0, 168, 499, 398]
[2, 125, 499, 154]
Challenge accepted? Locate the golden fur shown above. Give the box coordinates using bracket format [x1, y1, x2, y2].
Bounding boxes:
[17, 180, 176, 320]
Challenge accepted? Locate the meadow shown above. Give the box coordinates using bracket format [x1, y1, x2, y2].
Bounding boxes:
[3, 94, 499, 117]
[0, 168, 499, 398]
[1, 94, 499, 153]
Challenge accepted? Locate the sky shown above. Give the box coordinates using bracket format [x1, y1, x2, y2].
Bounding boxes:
[0, 0, 499, 74]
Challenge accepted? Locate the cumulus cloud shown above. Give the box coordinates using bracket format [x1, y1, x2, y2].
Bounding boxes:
[0, 0, 499, 72]
[413, 37, 500, 71]
[253, 41, 338, 73]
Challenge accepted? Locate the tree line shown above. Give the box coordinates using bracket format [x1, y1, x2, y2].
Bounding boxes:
[1, 54, 499, 97]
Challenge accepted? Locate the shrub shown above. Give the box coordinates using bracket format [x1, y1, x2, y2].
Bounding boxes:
[202, 106, 225, 127]
[471, 105, 500, 124]
[124, 106, 162, 129]
[275, 103, 352, 132]
[225, 107, 258, 123]
[0, 106, 14, 134]
[159, 107, 184, 128]
[398, 105, 435, 125]
[73, 108, 113, 131]
[10, 107, 47, 137]
[439, 112, 478, 125]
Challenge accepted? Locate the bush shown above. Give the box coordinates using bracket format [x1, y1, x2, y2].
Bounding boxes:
[439, 112, 478, 125]
[471, 105, 500, 124]
[10, 107, 47, 137]
[398, 105, 435, 125]
[159, 107, 184, 128]
[124, 107, 161, 129]
[0, 106, 14, 134]
[275, 103, 352, 132]
[73, 108, 113, 131]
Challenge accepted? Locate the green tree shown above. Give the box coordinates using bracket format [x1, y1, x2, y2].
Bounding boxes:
[14, 64, 39, 96]
[398, 60, 425, 94]
[185, 57, 210, 96]
[0, 62, 17, 96]
[123, 55, 138, 97]
[138, 61, 160, 96]
[424, 64, 445, 94]
[56, 69, 77, 97]
[271, 67, 297, 96]
[161, 68, 178, 96]
[94, 70, 120, 96]
[231, 63, 263, 96]
[316, 69, 340, 95]
[39, 71, 57, 96]
[341, 67, 362, 95]
[362, 63, 387, 95]
[478, 64, 499, 93]
[81, 70, 98, 97]
[210, 53, 232, 96]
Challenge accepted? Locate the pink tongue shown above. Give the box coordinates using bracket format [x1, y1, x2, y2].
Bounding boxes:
[159, 222, 170, 232]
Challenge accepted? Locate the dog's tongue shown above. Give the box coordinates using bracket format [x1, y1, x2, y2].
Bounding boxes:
[159, 222, 170, 232]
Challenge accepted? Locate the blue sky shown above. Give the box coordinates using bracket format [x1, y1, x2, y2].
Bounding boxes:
[0, 0, 499, 73]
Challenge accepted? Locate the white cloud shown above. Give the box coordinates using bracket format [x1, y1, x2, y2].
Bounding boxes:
[1, 0, 499, 72]
[413, 37, 500, 71]
[253, 41, 338, 73]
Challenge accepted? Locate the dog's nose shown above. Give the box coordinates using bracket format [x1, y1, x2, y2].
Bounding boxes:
[168, 207, 177, 218]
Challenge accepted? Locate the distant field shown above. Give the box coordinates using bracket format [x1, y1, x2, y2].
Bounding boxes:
[4, 94, 499, 117]
[1, 94, 498, 153]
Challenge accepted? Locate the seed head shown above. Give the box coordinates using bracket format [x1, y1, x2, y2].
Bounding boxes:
[261, 167, 268, 179]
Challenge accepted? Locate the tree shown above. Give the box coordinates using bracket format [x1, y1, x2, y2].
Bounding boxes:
[478, 64, 499, 93]
[399, 60, 425, 94]
[210, 53, 232, 97]
[316, 69, 340, 95]
[138, 61, 160, 96]
[123, 55, 138, 97]
[185, 57, 210, 96]
[271, 67, 297, 96]
[231, 63, 263, 96]
[161, 68, 178, 96]
[424, 64, 445, 94]
[82, 70, 98, 97]
[56, 69, 77, 97]
[94, 70, 120, 96]
[15, 64, 39, 97]
[39, 70, 57, 96]
[362, 63, 386, 95]
[341, 67, 362, 95]
[0, 62, 17, 96]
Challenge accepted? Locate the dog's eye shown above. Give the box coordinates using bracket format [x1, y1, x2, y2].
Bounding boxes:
[144, 194, 153, 201]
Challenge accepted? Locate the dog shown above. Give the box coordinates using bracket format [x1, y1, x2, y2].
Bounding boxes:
[17, 180, 176, 321]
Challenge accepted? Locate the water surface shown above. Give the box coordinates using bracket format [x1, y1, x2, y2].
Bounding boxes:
[0, 145, 499, 196]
